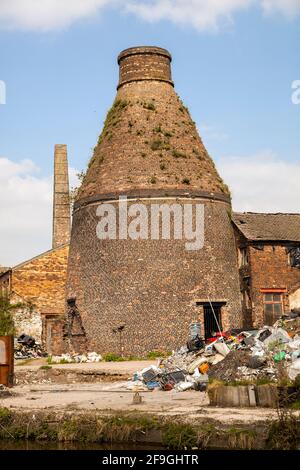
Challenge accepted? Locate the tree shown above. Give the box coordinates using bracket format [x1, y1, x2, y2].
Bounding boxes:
[0, 294, 23, 336]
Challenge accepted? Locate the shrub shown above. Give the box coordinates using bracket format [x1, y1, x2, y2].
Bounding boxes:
[102, 353, 125, 362]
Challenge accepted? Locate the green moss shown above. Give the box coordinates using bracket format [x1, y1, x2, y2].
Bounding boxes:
[143, 102, 156, 111]
[150, 140, 163, 151]
[172, 150, 187, 159]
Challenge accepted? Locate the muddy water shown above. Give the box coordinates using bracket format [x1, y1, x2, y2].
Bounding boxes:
[0, 441, 164, 451]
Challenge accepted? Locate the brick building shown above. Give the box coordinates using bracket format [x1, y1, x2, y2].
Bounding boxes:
[0, 145, 70, 353]
[1, 47, 299, 355]
[65, 46, 242, 356]
[233, 213, 300, 328]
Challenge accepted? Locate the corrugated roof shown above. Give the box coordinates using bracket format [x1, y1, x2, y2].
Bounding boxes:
[232, 213, 300, 242]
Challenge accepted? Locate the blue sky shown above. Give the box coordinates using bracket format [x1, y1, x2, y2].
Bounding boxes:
[0, 0, 299, 266]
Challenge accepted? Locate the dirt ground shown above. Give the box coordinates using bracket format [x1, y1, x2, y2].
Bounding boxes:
[2, 381, 282, 424]
[1, 360, 285, 424]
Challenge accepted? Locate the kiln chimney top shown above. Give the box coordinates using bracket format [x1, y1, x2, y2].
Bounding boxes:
[117, 46, 173, 89]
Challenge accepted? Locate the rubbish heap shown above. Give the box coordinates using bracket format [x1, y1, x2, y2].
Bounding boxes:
[129, 314, 300, 392]
[49, 352, 103, 364]
[14, 334, 47, 360]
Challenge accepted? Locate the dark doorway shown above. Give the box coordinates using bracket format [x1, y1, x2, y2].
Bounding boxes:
[203, 304, 222, 339]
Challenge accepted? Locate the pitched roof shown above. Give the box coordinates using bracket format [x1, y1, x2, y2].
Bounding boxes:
[232, 213, 300, 242]
[0, 266, 10, 276]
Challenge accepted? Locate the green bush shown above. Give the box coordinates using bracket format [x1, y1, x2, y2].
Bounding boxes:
[102, 353, 125, 362]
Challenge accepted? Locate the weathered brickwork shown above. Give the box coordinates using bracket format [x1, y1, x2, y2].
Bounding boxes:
[66, 47, 242, 356]
[248, 244, 300, 327]
[52, 144, 71, 249]
[233, 213, 300, 328]
[0, 245, 69, 343]
[78, 48, 229, 202]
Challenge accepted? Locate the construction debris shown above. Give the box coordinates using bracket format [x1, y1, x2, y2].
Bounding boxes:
[50, 352, 103, 364]
[130, 315, 300, 391]
[14, 334, 47, 360]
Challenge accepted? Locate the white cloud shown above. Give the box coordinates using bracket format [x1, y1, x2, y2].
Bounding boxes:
[0, 0, 299, 32]
[0, 0, 112, 31]
[217, 150, 300, 213]
[126, 0, 253, 31]
[0, 157, 79, 267]
[261, 0, 300, 18]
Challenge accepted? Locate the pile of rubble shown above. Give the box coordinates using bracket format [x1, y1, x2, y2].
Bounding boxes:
[14, 334, 47, 360]
[49, 352, 103, 364]
[0, 384, 16, 398]
[128, 314, 300, 392]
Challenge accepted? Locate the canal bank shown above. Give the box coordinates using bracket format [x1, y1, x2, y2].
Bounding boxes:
[1, 361, 299, 450]
[0, 398, 299, 450]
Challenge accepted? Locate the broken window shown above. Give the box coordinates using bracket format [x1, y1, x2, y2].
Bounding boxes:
[288, 247, 300, 268]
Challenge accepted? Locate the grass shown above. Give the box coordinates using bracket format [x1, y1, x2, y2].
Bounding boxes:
[102, 353, 125, 362]
[39, 365, 52, 371]
[162, 423, 197, 450]
[147, 350, 171, 360]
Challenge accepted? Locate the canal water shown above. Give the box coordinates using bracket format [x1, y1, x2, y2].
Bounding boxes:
[0, 441, 164, 451]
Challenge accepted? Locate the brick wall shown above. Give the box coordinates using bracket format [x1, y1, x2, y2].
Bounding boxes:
[249, 244, 300, 326]
[5, 245, 69, 343]
[66, 198, 242, 356]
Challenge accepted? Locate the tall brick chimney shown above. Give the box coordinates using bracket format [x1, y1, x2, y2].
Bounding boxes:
[52, 144, 70, 249]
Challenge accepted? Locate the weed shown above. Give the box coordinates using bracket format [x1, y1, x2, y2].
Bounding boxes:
[143, 102, 156, 111]
[150, 140, 163, 151]
[102, 353, 125, 362]
[162, 423, 197, 450]
[182, 178, 190, 185]
[172, 150, 187, 159]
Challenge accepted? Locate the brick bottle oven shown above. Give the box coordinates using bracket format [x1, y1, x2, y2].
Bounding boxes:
[65, 46, 242, 355]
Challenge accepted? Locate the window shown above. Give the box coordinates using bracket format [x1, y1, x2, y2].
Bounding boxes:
[288, 247, 300, 268]
[264, 293, 283, 324]
[239, 248, 249, 267]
